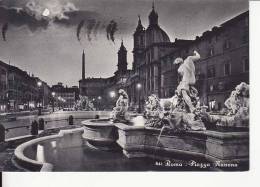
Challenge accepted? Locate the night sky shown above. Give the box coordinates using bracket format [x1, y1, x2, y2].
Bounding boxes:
[0, 0, 248, 87]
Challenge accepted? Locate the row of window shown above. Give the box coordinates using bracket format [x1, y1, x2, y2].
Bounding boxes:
[207, 58, 248, 78]
[161, 57, 249, 78]
[206, 34, 248, 57]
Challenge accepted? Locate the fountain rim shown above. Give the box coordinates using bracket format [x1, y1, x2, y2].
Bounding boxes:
[13, 119, 249, 171]
[81, 118, 115, 127]
[14, 127, 84, 172]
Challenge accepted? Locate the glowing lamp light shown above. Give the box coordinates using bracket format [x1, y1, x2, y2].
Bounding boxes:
[136, 83, 142, 89]
[42, 8, 50, 17]
[110, 91, 116, 98]
[37, 81, 42, 87]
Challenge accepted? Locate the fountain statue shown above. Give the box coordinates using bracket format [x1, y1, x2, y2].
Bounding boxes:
[74, 95, 95, 111]
[144, 94, 163, 128]
[224, 82, 249, 117]
[111, 89, 130, 123]
[201, 82, 249, 129]
[144, 50, 206, 132]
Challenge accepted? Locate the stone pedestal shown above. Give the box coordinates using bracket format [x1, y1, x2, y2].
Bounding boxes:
[82, 119, 119, 150]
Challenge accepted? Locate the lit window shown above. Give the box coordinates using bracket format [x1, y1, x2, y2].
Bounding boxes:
[209, 100, 216, 110]
[208, 48, 214, 56]
[218, 82, 225, 90]
[210, 85, 214, 92]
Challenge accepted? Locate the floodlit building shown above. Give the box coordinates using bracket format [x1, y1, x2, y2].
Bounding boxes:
[79, 4, 249, 111]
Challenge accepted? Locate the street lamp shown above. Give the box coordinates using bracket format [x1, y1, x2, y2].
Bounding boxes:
[37, 81, 42, 115]
[109, 91, 116, 98]
[62, 98, 66, 108]
[37, 81, 42, 87]
[109, 91, 116, 110]
[97, 96, 102, 110]
[136, 83, 142, 113]
[58, 96, 61, 110]
[51, 92, 55, 112]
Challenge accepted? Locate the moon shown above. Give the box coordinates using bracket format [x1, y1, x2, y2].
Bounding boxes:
[42, 8, 50, 17]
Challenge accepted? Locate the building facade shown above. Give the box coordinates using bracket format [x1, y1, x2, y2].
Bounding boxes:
[79, 41, 132, 109]
[79, 5, 249, 112]
[0, 61, 8, 111]
[51, 82, 79, 108]
[159, 11, 249, 110]
[0, 60, 51, 112]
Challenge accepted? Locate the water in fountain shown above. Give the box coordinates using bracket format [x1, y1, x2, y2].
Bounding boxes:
[153, 125, 167, 158]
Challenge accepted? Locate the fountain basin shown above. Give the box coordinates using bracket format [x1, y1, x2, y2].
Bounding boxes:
[115, 123, 249, 170]
[82, 119, 119, 150]
[14, 128, 84, 171]
[13, 116, 249, 171]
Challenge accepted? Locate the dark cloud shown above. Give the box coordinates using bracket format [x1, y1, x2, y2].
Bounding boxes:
[2, 22, 8, 41]
[0, 6, 49, 32]
[53, 10, 100, 26]
[85, 19, 96, 41]
[0, 2, 126, 42]
[93, 21, 101, 38]
[76, 20, 84, 42]
[55, 10, 119, 42]
[106, 20, 118, 43]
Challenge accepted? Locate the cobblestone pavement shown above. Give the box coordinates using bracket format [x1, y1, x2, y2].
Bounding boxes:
[0, 148, 24, 171]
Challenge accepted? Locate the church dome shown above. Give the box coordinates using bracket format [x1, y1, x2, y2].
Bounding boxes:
[145, 4, 171, 46]
[146, 26, 170, 44]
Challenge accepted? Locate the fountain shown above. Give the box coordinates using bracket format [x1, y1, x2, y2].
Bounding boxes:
[115, 51, 249, 170]
[13, 52, 249, 171]
[81, 89, 134, 150]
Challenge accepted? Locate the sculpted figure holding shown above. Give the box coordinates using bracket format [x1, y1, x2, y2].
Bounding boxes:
[174, 50, 200, 113]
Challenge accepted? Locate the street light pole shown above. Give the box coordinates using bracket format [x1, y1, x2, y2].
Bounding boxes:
[37, 81, 42, 116]
[109, 91, 116, 110]
[136, 83, 142, 113]
[51, 92, 55, 112]
[98, 96, 102, 111]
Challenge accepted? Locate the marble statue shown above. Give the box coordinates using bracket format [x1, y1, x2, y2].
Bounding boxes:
[143, 50, 206, 131]
[144, 94, 164, 128]
[200, 82, 249, 129]
[75, 96, 95, 111]
[173, 50, 201, 113]
[224, 82, 249, 116]
[111, 89, 130, 122]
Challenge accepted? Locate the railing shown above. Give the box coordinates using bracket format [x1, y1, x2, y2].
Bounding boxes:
[4, 125, 30, 131]
[1, 115, 101, 141]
